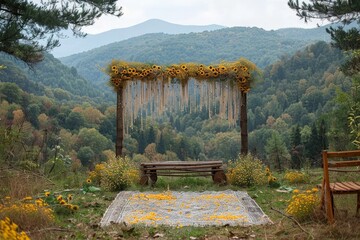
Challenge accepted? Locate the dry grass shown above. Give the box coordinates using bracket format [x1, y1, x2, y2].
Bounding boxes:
[0, 168, 52, 199]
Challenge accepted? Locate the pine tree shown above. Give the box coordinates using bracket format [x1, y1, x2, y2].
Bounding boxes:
[265, 132, 290, 171]
[157, 132, 166, 154]
[0, 0, 122, 63]
[305, 123, 322, 167]
[290, 125, 303, 169]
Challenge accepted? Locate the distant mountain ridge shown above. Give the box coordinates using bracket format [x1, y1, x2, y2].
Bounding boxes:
[51, 19, 225, 57]
[59, 23, 331, 89]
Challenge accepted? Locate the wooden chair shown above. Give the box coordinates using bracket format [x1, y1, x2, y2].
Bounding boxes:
[320, 150, 360, 223]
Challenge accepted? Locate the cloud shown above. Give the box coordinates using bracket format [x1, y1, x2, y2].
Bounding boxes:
[82, 0, 326, 34]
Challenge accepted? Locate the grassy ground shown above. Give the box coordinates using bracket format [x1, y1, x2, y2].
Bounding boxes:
[1, 169, 359, 240]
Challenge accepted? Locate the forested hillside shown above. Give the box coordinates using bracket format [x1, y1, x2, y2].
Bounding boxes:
[1, 40, 354, 170]
[60, 26, 330, 89]
[51, 19, 225, 58]
[0, 53, 112, 104]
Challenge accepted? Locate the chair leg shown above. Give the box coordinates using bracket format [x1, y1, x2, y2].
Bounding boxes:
[357, 193, 360, 217]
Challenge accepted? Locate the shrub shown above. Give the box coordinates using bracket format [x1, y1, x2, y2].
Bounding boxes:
[0, 217, 30, 240]
[88, 163, 105, 185]
[0, 197, 54, 231]
[283, 170, 309, 184]
[286, 188, 320, 221]
[227, 154, 267, 187]
[100, 155, 140, 191]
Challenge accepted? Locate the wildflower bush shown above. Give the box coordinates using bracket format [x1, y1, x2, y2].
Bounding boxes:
[88, 163, 105, 185]
[100, 155, 140, 191]
[227, 154, 267, 187]
[286, 188, 320, 221]
[0, 217, 30, 240]
[0, 196, 54, 231]
[283, 170, 309, 184]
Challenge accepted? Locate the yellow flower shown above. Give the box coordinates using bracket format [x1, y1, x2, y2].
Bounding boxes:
[56, 195, 63, 201]
[67, 194, 73, 201]
[86, 178, 92, 183]
[312, 188, 319, 192]
[293, 189, 300, 194]
[45, 191, 51, 197]
[71, 205, 79, 211]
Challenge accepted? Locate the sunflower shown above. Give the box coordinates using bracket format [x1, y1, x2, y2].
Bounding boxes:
[57, 195, 63, 201]
[45, 191, 51, 197]
[60, 199, 66, 205]
[67, 194, 73, 201]
[86, 178, 92, 184]
[72, 205, 79, 211]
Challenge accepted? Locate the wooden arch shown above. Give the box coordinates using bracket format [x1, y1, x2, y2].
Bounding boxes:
[106, 58, 261, 157]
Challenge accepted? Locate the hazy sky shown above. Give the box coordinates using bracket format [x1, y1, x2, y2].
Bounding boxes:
[83, 0, 328, 34]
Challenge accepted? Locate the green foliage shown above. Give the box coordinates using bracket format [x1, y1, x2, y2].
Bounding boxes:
[77, 146, 94, 167]
[227, 154, 268, 187]
[288, 0, 360, 75]
[100, 155, 140, 191]
[265, 132, 290, 171]
[0, 0, 122, 63]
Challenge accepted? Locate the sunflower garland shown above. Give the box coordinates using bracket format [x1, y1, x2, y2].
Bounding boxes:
[107, 59, 260, 131]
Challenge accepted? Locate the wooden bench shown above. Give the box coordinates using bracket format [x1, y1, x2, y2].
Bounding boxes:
[139, 161, 227, 186]
[320, 150, 360, 223]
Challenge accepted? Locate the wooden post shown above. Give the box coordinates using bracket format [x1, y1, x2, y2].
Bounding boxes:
[322, 150, 334, 223]
[240, 91, 248, 155]
[116, 85, 124, 157]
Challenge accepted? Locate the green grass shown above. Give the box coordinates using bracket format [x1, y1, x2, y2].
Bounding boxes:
[1, 169, 360, 240]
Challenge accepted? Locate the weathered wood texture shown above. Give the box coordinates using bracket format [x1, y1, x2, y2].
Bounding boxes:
[140, 161, 227, 185]
[320, 150, 360, 224]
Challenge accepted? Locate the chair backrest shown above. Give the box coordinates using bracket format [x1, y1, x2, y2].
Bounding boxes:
[322, 150, 360, 223]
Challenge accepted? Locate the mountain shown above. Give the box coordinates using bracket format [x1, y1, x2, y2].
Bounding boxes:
[59, 25, 331, 89]
[0, 52, 112, 103]
[51, 19, 225, 58]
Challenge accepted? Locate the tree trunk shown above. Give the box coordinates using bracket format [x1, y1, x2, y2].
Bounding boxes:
[240, 91, 248, 155]
[116, 86, 124, 157]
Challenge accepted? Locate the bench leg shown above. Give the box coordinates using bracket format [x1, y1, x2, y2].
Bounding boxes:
[213, 170, 227, 185]
[149, 170, 157, 186]
[140, 174, 149, 186]
[357, 193, 360, 217]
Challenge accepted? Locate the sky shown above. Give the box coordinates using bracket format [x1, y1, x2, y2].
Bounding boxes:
[83, 0, 328, 34]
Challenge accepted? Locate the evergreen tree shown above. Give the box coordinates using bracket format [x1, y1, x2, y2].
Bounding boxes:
[0, 0, 122, 63]
[157, 132, 166, 154]
[265, 132, 290, 171]
[288, 0, 360, 74]
[147, 126, 156, 145]
[305, 123, 322, 166]
[290, 125, 303, 169]
[178, 138, 187, 161]
[138, 130, 146, 154]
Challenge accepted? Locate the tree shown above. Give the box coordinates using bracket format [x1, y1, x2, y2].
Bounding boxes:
[265, 132, 290, 171]
[288, 0, 360, 74]
[157, 132, 166, 154]
[77, 146, 94, 167]
[65, 111, 85, 131]
[0, 0, 122, 63]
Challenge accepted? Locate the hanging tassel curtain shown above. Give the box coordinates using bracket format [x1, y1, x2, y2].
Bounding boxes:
[107, 58, 258, 131]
